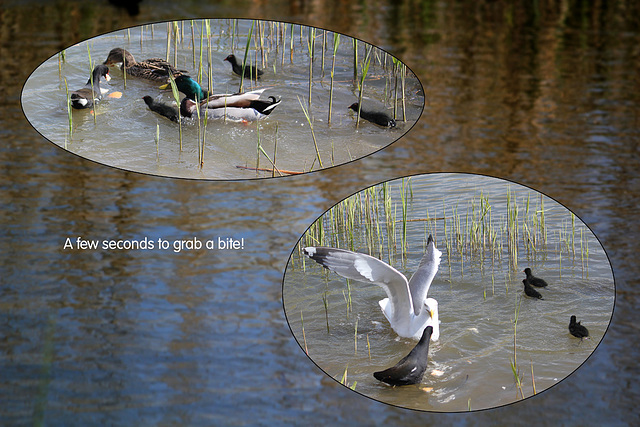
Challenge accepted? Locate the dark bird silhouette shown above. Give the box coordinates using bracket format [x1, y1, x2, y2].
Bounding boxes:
[523, 268, 549, 287]
[348, 102, 396, 128]
[569, 315, 589, 338]
[142, 96, 179, 122]
[523, 279, 543, 299]
[224, 54, 263, 79]
[70, 65, 111, 109]
[373, 326, 433, 386]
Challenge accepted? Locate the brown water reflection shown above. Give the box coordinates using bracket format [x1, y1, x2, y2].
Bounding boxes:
[2, 1, 639, 425]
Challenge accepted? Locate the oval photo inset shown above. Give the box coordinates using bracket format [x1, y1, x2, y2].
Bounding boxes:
[21, 19, 424, 180]
[283, 173, 615, 412]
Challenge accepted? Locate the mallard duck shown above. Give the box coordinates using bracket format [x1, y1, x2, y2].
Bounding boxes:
[70, 64, 111, 109]
[224, 54, 263, 79]
[348, 102, 396, 128]
[171, 75, 280, 122]
[103, 48, 188, 82]
[180, 96, 281, 122]
[142, 96, 179, 122]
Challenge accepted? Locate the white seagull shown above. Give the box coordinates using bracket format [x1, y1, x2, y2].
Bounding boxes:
[303, 235, 442, 341]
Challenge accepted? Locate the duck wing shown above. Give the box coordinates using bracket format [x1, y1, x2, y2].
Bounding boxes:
[407, 235, 442, 316]
[303, 247, 414, 317]
[203, 88, 268, 108]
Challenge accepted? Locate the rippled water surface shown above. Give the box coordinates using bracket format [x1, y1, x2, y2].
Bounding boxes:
[2, 1, 639, 425]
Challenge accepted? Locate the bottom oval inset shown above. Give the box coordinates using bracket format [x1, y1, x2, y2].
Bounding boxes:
[283, 173, 614, 412]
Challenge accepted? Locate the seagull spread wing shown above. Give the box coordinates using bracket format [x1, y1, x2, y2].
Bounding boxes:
[407, 235, 442, 316]
[303, 247, 414, 317]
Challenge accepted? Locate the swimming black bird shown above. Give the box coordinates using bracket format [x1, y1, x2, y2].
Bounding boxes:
[70, 64, 111, 109]
[523, 268, 549, 287]
[373, 326, 433, 386]
[224, 54, 263, 79]
[569, 315, 589, 338]
[348, 102, 396, 128]
[142, 96, 179, 122]
[523, 279, 543, 299]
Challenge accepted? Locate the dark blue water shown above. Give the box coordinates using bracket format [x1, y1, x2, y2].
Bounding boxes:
[2, 1, 639, 425]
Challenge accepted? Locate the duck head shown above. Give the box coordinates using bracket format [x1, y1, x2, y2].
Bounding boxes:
[89, 64, 111, 85]
[173, 75, 210, 101]
[179, 97, 198, 118]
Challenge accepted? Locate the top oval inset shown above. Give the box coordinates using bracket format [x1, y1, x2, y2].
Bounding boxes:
[21, 19, 424, 180]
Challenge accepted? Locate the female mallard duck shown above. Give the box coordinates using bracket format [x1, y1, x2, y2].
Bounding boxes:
[70, 64, 111, 109]
[103, 48, 188, 83]
[224, 54, 263, 79]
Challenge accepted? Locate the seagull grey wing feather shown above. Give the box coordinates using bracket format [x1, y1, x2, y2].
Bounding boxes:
[303, 247, 414, 313]
[407, 236, 442, 315]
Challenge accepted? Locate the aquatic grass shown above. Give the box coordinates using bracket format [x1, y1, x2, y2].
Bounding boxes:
[272, 123, 279, 178]
[238, 21, 255, 92]
[322, 291, 330, 333]
[172, 21, 180, 67]
[327, 32, 340, 124]
[354, 318, 358, 355]
[58, 50, 66, 76]
[321, 30, 326, 77]
[300, 311, 308, 355]
[165, 22, 171, 62]
[339, 365, 357, 390]
[154, 123, 160, 162]
[86, 44, 97, 124]
[510, 294, 525, 399]
[352, 39, 358, 81]
[297, 96, 323, 169]
[400, 63, 407, 121]
[166, 73, 183, 150]
[289, 23, 295, 62]
[530, 362, 537, 395]
[255, 125, 284, 177]
[63, 77, 72, 137]
[306, 27, 316, 108]
[354, 44, 373, 128]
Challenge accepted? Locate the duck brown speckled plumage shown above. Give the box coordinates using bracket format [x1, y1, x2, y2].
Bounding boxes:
[103, 48, 188, 83]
